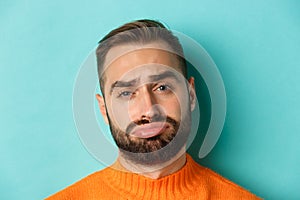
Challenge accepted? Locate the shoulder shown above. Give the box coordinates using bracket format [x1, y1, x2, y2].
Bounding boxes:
[188, 157, 261, 199]
[45, 168, 111, 200]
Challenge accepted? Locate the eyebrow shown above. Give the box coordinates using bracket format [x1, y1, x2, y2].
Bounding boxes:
[109, 71, 180, 95]
[148, 71, 179, 82]
[109, 79, 139, 94]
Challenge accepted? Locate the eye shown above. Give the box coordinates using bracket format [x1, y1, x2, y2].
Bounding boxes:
[155, 84, 171, 92]
[118, 91, 133, 98]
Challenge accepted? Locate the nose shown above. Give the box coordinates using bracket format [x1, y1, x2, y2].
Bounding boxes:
[129, 85, 163, 121]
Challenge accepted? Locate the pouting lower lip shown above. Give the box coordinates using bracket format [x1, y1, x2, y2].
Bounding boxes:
[129, 122, 169, 139]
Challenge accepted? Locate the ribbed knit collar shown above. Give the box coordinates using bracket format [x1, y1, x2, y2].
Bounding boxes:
[102, 154, 208, 199]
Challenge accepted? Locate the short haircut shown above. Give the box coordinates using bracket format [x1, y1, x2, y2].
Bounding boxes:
[96, 19, 187, 94]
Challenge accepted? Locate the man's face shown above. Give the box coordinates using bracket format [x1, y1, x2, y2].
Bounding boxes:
[97, 43, 195, 165]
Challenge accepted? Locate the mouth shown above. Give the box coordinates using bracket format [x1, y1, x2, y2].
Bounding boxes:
[129, 122, 169, 139]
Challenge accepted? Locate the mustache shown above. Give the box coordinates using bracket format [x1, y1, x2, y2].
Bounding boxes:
[125, 115, 178, 135]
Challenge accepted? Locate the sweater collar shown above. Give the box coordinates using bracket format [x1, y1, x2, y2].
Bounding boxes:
[102, 154, 207, 197]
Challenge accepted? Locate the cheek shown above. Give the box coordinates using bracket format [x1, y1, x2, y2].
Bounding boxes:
[165, 90, 191, 119]
[107, 101, 131, 131]
[160, 98, 182, 119]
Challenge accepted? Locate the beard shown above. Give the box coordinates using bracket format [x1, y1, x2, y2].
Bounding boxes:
[106, 109, 192, 166]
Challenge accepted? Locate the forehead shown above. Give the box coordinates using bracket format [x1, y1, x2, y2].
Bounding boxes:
[103, 42, 176, 70]
[102, 43, 182, 92]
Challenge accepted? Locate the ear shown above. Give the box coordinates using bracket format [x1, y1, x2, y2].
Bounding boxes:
[96, 94, 109, 124]
[188, 77, 196, 111]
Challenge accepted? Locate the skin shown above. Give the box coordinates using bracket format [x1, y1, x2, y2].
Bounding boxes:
[96, 42, 196, 179]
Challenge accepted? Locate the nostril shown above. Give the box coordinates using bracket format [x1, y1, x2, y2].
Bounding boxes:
[140, 119, 150, 125]
[138, 115, 151, 124]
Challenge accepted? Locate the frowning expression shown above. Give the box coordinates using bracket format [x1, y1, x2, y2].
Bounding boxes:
[96, 43, 195, 164]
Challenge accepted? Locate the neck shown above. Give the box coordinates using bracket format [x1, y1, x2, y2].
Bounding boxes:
[117, 147, 187, 179]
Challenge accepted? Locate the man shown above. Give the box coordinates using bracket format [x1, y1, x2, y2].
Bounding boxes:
[47, 19, 260, 199]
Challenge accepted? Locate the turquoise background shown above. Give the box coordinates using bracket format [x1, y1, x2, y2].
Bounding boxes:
[1, 0, 299, 199]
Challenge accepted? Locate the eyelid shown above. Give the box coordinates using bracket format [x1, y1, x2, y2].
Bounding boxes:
[115, 88, 135, 98]
[118, 91, 131, 97]
[153, 82, 172, 91]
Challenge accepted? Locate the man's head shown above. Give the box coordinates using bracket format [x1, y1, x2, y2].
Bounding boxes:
[95, 19, 196, 165]
[96, 19, 187, 94]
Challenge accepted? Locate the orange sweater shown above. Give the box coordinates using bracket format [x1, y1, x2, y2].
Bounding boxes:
[46, 154, 260, 199]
